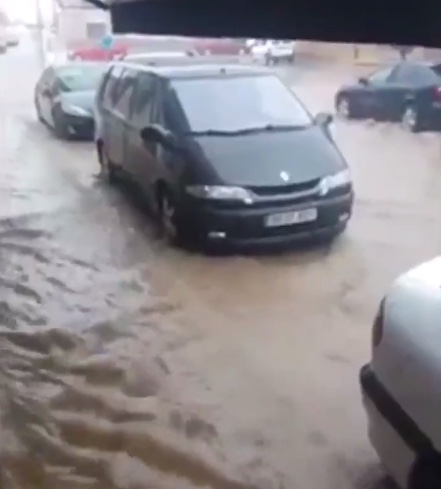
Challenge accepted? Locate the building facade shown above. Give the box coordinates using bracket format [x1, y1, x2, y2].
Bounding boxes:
[55, 0, 111, 47]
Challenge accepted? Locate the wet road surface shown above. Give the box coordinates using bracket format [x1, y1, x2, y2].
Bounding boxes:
[2, 35, 441, 489]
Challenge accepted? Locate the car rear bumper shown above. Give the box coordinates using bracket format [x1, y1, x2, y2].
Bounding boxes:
[360, 364, 433, 488]
[181, 191, 353, 248]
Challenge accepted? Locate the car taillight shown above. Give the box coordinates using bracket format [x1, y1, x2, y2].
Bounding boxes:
[372, 298, 385, 350]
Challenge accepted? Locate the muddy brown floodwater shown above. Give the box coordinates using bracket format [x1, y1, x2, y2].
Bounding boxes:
[2, 35, 441, 489]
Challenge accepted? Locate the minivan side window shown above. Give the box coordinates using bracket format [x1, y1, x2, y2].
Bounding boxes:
[130, 72, 157, 126]
[163, 88, 186, 133]
[101, 65, 125, 110]
[96, 67, 113, 106]
[112, 70, 137, 117]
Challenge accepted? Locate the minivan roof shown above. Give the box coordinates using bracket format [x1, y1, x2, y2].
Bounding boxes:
[114, 59, 272, 80]
[53, 61, 109, 70]
[122, 51, 194, 60]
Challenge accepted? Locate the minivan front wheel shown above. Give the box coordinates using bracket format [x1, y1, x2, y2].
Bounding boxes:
[159, 190, 189, 246]
[160, 192, 179, 243]
[408, 454, 441, 489]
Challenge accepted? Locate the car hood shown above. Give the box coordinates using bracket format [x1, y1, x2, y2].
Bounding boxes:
[60, 90, 95, 113]
[189, 126, 347, 187]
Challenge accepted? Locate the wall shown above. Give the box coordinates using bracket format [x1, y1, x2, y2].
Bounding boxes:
[57, 5, 111, 47]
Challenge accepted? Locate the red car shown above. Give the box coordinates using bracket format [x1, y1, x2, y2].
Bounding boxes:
[191, 38, 248, 55]
[68, 41, 128, 61]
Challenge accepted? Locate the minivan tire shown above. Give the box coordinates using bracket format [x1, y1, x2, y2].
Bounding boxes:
[98, 144, 118, 184]
[408, 454, 441, 489]
[158, 189, 188, 246]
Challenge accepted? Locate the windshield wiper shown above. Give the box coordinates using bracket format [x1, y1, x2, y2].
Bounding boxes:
[187, 124, 309, 137]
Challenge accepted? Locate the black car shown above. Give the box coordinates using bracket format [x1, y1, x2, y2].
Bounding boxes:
[95, 59, 354, 248]
[335, 61, 441, 132]
[34, 62, 107, 139]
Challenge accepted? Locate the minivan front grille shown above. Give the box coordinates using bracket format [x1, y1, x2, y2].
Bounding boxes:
[246, 178, 321, 196]
[206, 191, 319, 211]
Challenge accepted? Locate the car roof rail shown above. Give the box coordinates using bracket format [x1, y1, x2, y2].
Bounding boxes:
[122, 50, 194, 61]
[122, 53, 254, 67]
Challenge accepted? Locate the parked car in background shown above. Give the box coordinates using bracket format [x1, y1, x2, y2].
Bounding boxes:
[35, 62, 107, 139]
[250, 40, 297, 65]
[68, 40, 128, 61]
[335, 61, 441, 132]
[94, 57, 353, 249]
[360, 256, 441, 489]
[191, 38, 248, 55]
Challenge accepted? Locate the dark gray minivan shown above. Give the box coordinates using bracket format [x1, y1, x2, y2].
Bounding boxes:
[94, 57, 354, 248]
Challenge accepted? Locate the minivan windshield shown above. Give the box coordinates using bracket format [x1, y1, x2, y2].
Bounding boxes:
[57, 64, 106, 92]
[170, 74, 313, 133]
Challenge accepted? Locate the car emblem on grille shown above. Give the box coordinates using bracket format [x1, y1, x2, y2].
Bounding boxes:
[280, 171, 289, 182]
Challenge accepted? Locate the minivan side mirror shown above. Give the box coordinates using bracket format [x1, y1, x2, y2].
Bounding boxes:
[140, 124, 176, 148]
[358, 76, 369, 85]
[314, 112, 333, 126]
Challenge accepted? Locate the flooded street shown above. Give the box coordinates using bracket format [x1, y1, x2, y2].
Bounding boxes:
[2, 34, 441, 489]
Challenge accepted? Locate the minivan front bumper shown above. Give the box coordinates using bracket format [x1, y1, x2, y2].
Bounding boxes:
[181, 191, 353, 247]
[360, 364, 433, 488]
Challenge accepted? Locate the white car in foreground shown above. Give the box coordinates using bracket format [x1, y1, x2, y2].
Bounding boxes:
[360, 257, 441, 489]
[249, 39, 297, 65]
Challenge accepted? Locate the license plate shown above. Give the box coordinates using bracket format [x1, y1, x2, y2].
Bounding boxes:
[265, 208, 317, 227]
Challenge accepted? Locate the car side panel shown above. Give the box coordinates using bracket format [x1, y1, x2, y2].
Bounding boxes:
[372, 83, 410, 120]
[372, 259, 441, 454]
[362, 391, 415, 488]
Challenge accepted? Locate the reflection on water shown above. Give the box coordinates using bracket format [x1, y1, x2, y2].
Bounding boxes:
[0, 126, 293, 487]
[0, 207, 264, 489]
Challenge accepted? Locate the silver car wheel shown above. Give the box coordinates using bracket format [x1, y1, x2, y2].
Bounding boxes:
[161, 194, 177, 242]
[402, 106, 417, 132]
[337, 98, 350, 118]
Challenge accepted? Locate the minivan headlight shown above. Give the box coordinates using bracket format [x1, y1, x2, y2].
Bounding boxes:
[186, 185, 254, 203]
[63, 105, 90, 117]
[319, 169, 351, 195]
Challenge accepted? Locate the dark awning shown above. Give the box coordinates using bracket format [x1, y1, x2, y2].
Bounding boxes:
[84, 0, 439, 48]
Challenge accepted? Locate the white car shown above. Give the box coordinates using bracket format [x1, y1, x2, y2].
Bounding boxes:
[250, 40, 297, 65]
[360, 257, 441, 489]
